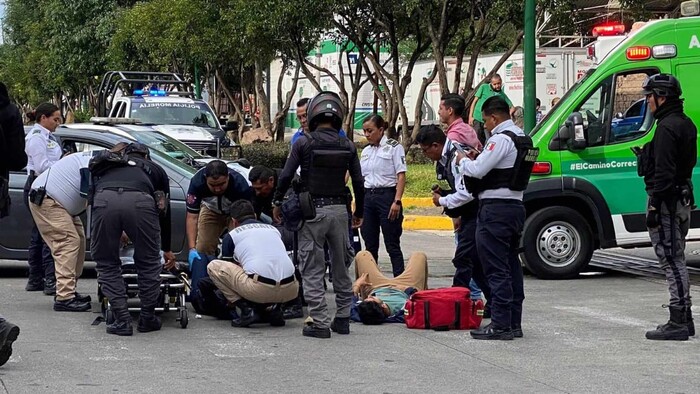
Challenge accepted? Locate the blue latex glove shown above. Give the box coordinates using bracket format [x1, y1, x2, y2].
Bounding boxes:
[188, 249, 201, 270]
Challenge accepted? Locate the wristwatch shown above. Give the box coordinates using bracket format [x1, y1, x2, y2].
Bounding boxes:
[394, 200, 402, 206]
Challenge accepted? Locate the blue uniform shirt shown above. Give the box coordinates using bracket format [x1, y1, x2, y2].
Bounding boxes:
[186, 167, 254, 215]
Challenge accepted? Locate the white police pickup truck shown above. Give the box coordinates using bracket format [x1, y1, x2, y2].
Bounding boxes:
[97, 71, 237, 158]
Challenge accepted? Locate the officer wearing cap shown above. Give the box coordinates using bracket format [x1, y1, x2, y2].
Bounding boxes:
[456, 96, 532, 340]
[272, 91, 365, 339]
[636, 74, 697, 341]
[360, 114, 406, 277]
[90, 142, 176, 336]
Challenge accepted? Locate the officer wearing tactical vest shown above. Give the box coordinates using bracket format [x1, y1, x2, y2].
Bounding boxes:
[272, 91, 365, 339]
[635, 74, 697, 341]
[456, 96, 537, 340]
[90, 142, 176, 336]
[415, 125, 491, 309]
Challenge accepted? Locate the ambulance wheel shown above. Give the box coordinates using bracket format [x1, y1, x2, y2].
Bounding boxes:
[521, 207, 593, 279]
[179, 309, 188, 329]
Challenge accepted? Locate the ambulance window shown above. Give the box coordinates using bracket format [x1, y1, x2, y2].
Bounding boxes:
[609, 70, 657, 143]
[573, 76, 612, 147]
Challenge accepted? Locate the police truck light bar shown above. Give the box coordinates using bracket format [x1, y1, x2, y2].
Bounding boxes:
[592, 23, 625, 37]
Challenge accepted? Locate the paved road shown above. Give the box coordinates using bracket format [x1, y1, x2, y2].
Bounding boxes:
[0, 231, 699, 393]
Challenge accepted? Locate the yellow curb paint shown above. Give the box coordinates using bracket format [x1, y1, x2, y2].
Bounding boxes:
[403, 215, 453, 231]
[402, 197, 434, 208]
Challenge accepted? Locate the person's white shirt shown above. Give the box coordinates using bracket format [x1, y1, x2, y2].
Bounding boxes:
[226, 220, 295, 280]
[360, 135, 407, 188]
[31, 151, 94, 216]
[25, 124, 62, 175]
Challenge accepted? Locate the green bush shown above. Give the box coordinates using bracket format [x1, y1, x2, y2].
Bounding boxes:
[405, 145, 432, 165]
[241, 142, 290, 169]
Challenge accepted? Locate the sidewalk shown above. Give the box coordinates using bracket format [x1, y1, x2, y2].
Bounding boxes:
[403, 197, 453, 230]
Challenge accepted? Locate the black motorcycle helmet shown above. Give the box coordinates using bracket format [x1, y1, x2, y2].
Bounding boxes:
[124, 142, 150, 159]
[306, 91, 345, 132]
[642, 73, 682, 98]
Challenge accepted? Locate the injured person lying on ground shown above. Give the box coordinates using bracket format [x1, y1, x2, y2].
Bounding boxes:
[352, 251, 428, 325]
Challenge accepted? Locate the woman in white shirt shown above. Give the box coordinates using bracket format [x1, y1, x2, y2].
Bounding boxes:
[359, 115, 407, 277]
[23, 103, 62, 294]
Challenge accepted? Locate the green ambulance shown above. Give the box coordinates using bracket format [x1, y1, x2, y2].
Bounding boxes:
[521, 10, 700, 279]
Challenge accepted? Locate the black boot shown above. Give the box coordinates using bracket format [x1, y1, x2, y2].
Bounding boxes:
[265, 304, 285, 327]
[283, 304, 303, 319]
[231, 300, 259, 328]
[25, 277, 44, 292]
[106, 319, 133, 336]
[43, 278, 56, 296]
[646, 305, 689, 341]
[0, 320, 20, 367]
[687, 305, 695, 337]
[53, 298, 91, 312]
[330, 317, 350, 335]
[137, 315, 162, 333]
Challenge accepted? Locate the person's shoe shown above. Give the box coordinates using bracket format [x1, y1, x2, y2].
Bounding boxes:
[53, 298, 91, 312]
[265, 305, 285, 327]
[43, 278, 56, 296]
[25, 278, 44, 292]
[470, 323, 514, 340]
[302, 325, 331, 339]
[330, 317, 350, 335]
[74, 292, 92, 303]
[283, 305, 304, 319]
[137, 315, 162, 333]
[0, 320, 20, 367]
[512, 325, 524, 338]
[231, 301, 260, 328]
[686, 305, 695, 337]
[646, 305, 689, 341]
[106, 319, 133, 336]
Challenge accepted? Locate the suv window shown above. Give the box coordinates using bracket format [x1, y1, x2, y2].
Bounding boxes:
[572, 69, 657, 147]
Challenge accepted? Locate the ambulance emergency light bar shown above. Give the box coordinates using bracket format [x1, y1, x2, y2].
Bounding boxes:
[592, 23, 626, 37]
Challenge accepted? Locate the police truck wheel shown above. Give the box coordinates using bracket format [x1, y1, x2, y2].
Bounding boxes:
[521, 207, 593, 279]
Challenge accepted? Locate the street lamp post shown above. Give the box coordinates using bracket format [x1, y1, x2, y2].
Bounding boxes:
[524, 0, 536, 132]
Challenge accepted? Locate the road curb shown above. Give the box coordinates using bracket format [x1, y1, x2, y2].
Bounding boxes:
[402, 197, 434, 208]
[403, 215, 454, 231]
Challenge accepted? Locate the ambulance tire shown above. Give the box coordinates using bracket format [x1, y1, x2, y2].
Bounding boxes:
[521, 207, 594, 279]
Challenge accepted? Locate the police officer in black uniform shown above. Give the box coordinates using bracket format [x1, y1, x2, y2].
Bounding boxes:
[272, 91, 365, 339]
[636, 74, 697, 341]
[90, 142, 176, 336]
[415, 125, 490, 307]
[457, 96, 535, 340]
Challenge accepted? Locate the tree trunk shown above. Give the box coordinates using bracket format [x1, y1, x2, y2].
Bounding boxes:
[409, 63, 439, 149]
[254, 60, 271, 133]
[465, 30, 525, 103]
[451, 38, 469, 94]
[273, 63, 300, 142]
[216, 69, 245, 142]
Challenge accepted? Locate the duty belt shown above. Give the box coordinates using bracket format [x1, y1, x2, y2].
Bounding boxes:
[365, 186, 396, 193]
[312, 196, 347, 208]
[248, 273, 296, 286]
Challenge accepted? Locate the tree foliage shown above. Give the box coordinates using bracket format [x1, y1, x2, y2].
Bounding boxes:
[0, 0, 663, 134]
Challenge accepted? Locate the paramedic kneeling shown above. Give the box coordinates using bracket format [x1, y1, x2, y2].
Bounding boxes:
[457, 96, 533, 340]
[208, 200, 299, 328]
